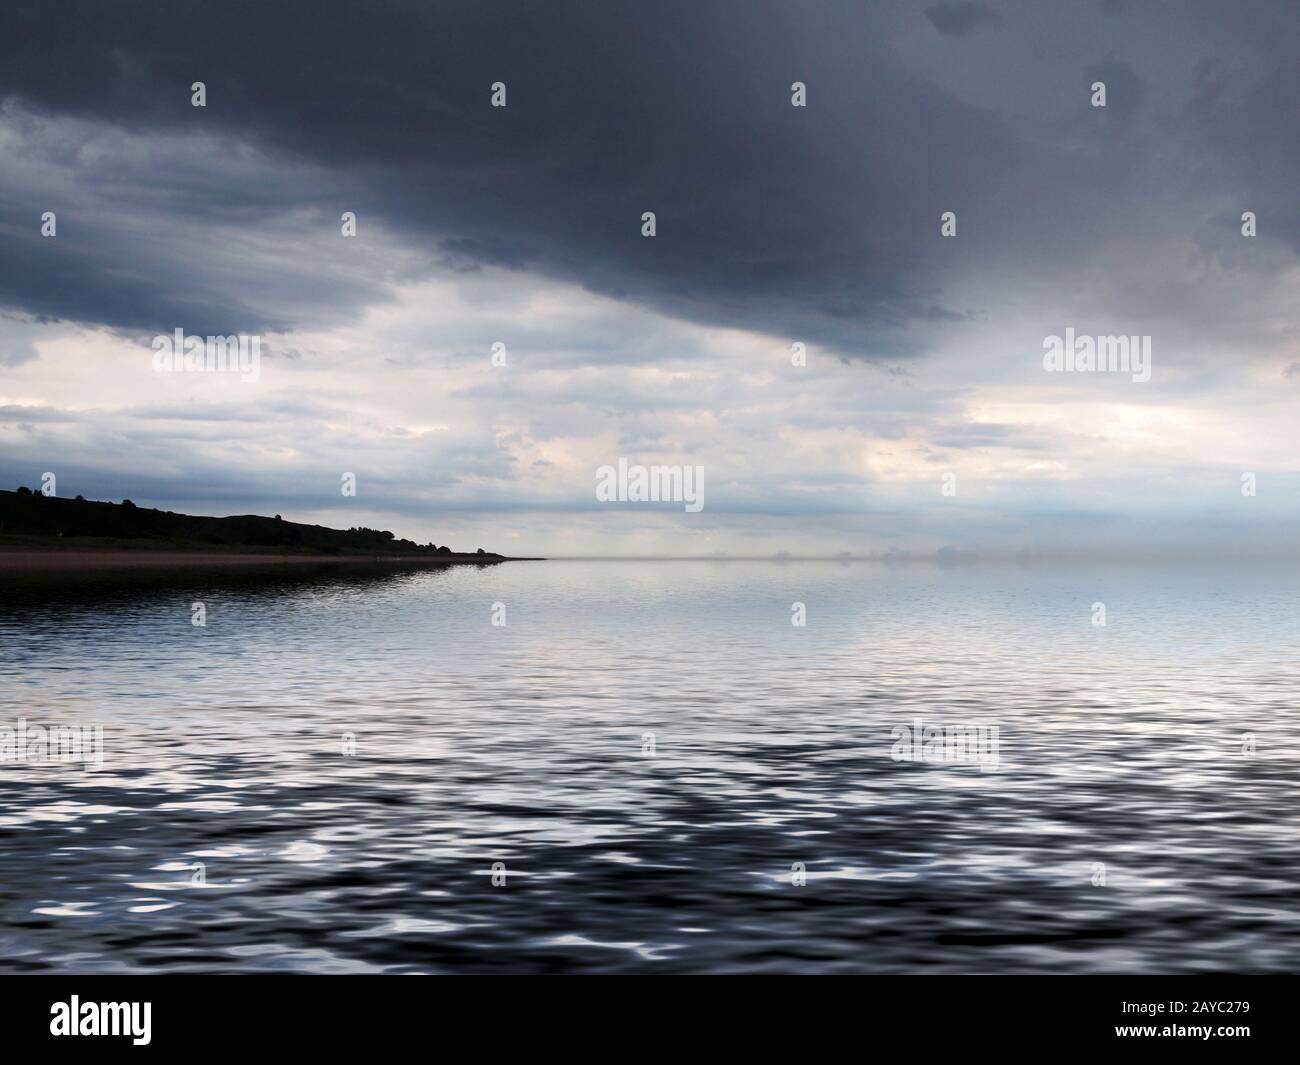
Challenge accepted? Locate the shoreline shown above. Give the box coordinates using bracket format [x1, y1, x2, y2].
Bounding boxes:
[0, 549, 542, 570]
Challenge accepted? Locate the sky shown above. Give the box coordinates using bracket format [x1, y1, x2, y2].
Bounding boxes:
[0, 0, 1297, 558]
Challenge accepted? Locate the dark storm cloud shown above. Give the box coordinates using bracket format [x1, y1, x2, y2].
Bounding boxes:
[1086, 60, 1149, 118]
[0, 102, 406, 337]
[0, 219, 287, 338]
[0, 0, 1295, 355]
[925, 4, 1001, 37]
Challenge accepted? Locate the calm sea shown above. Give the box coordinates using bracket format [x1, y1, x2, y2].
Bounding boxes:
[1, 559, 1297, 973]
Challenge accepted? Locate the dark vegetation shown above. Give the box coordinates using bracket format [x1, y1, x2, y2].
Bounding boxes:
[0, 489, 501, 558]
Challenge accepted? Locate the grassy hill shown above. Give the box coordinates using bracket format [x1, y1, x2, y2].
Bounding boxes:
[0, 489, 502, 558]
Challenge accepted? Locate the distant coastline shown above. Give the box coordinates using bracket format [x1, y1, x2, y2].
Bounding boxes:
[0, 489, 540, 568]
[0, 550, 536, 570]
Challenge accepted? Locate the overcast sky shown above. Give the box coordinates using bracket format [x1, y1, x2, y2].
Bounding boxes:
[0, 0, 1297, 557]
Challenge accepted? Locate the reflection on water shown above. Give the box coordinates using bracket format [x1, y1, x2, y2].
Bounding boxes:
[1, 559, 1298, 973]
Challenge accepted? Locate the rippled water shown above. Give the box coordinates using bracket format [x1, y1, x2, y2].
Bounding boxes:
[1, 558, 1298, 973]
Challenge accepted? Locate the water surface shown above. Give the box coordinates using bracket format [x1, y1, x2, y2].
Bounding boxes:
[2, 559, 1297, 973]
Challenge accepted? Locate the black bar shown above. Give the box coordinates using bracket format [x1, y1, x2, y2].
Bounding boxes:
[1, 975, 1289, 1053]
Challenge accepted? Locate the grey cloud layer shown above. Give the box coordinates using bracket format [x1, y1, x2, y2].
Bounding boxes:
[2, 1, 1298, 558]
[0, 0, 1294, 356]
